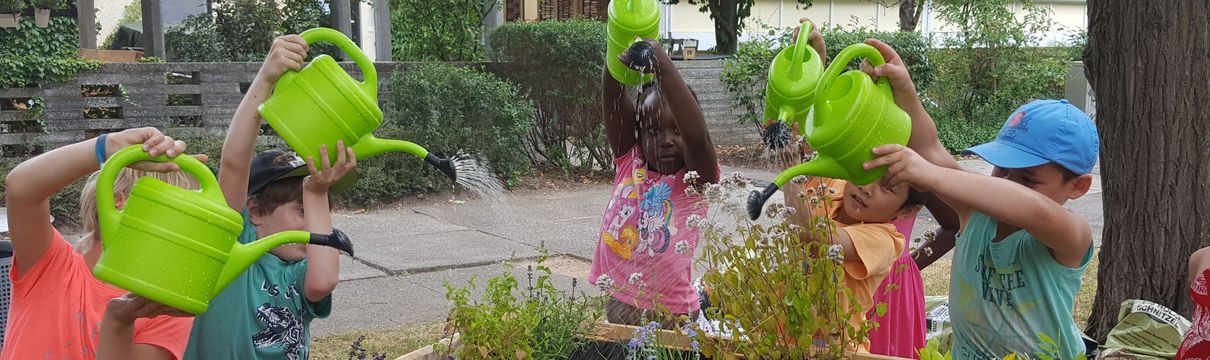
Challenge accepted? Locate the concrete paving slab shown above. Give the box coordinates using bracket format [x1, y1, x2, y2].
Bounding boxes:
[354, 229, 542, 274]
[312, 275, 448, 337]
[339, 255, 388, 281]
[404, 260, 606, 304]
[333, 208, 469, 237]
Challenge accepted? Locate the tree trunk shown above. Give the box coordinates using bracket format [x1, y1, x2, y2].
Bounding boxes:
[897, 0, 920, 32]
[1084, 0, 1210, 341]
[710, 0, 738, 54]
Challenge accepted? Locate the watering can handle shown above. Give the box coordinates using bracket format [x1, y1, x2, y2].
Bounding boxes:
[817, 43, 886, 94]
[95, 145, 224, 243]
[295, 27, 378, 102]
[788, 21, 814, 80]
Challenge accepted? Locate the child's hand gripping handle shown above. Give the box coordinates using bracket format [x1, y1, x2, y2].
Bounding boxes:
[96, 145, 222, 245]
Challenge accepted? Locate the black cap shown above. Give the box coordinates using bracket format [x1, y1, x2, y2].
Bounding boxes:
[247, 149, 358, 196]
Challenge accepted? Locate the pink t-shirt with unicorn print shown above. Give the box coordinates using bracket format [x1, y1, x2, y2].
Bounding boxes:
[589, 145, 708, 315]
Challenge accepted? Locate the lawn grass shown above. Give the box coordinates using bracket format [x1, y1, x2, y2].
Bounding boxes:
[312, 322, 446, 360]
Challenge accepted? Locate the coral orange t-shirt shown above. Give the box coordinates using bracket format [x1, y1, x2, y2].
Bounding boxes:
[0, 228, 193, 360]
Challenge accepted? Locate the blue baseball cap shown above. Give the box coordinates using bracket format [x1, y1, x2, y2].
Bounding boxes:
[962, 99, 1099, 175]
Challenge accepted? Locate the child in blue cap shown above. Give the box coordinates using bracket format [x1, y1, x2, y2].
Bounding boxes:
[859, 39, 1098, 359]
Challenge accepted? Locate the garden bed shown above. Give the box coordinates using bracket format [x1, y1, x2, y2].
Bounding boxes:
[394, 322, 908, 360]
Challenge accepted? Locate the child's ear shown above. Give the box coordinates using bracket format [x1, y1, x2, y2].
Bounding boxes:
[247, 198, 264, 226]
[113, 192, 128, 210]
[1066, 174, 1094, 200]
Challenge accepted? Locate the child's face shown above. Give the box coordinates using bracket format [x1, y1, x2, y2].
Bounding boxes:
[637, 88, 686, 174]
[251, 199, 308, 261]
[990, 163, 1090, 205]
[840, 181, 913, 223]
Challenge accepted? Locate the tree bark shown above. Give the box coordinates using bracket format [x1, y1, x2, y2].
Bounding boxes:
[711, 0, 738, 54]
[1084, 0, 1210, 341]
[898, 0, 920, 32]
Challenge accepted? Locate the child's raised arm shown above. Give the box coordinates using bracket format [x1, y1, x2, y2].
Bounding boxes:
[647, 40, 719, 183]
[300, 142, 356, 302]
[860, 39, 960, 173]
[3, 128, 192, 275]
[868, 145, 1093, 268]
[219, 35, 308, 210]
[602, 61, 639, 159]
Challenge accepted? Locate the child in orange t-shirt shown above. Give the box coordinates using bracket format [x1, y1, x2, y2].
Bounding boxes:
[2, 128, 200, 360]
[782, 175, 930, 347]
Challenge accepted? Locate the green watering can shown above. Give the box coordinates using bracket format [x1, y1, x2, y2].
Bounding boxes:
[747, 43, 912, 220]
[258, 27, 456, 180]
[606, 0, 660, 85]
[761, 22, 824, 149]
[92, 145, 354, 314]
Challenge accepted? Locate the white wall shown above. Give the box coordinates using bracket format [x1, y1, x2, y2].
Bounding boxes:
[94, 0, 130, 46]
[665, 0, 1087, 51]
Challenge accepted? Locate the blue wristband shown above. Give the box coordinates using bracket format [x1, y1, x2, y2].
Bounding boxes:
[95, 133, 108, 166]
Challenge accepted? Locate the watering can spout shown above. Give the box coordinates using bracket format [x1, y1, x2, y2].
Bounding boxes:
[351, 135, 457, 181]
[745, 156, 848, 220]
[212, 229, 355, 297]
[213, 230, 312, 296]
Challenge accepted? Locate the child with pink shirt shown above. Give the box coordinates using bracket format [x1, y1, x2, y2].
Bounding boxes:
[589, 38, 719, 326]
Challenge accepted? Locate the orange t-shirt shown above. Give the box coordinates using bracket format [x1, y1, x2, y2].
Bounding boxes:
[0, 228, 193, 360]
[788, 177, 906, 335]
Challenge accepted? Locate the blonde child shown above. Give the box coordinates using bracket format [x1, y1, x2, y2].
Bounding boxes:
[2, 128, 200, 359]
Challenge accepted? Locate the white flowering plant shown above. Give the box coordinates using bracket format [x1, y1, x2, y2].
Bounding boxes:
[688, 172, 872, 359]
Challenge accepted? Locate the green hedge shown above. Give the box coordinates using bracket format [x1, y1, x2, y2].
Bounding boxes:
[336, 64, 534, 207]
[390, 0, 487, 61]
[489, 20, 611, 172]
[720, 25, 932, 126]
[165, 0, 336, 62]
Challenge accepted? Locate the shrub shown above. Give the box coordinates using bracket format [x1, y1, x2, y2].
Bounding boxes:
[489, 19, 611, 172]
[166, 0, 336, 62]
[391, 0, 489, 61]
[337, 64, 533, 207]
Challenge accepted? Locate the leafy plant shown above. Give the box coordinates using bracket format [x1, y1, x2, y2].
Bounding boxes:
[31, 0, 66, 9]
[923, 0, 1069, 152]
[0, 18, 101, 88]
[166, 0, 335, 62]
[685, 173, 873, 359]
[489, 19, 611, 173]
[436, 252, 603, 359]
[915, 334, 1089, 360]
[334, 64, 533, 207]
[0, 0, 25, 13]
[391, 0, 492, 61]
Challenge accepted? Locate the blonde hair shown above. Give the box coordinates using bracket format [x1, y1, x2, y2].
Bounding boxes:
[75, 168, 201, 253]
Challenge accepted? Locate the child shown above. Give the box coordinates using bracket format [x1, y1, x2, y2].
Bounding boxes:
[182, 34, 357, 359]
[781, 171, 929, 349]
[2, 127, 200, 359]
[861, 39, 1098, 359]
[774, 20, 952, 358]
[589, 38, 720, 326]
[1176, 247, 1210, 358]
